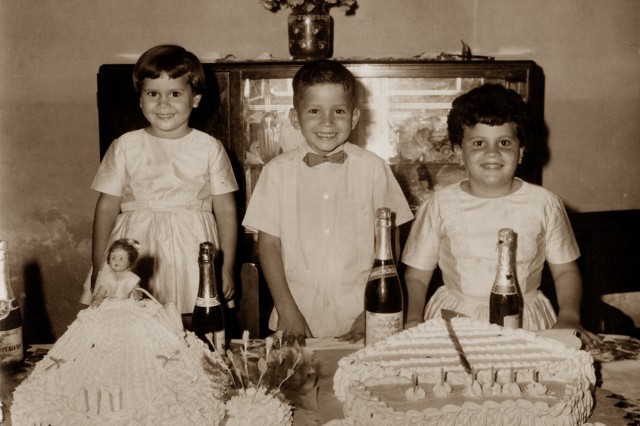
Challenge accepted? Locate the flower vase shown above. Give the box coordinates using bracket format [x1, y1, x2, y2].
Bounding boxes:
[288, 12, 333, 60]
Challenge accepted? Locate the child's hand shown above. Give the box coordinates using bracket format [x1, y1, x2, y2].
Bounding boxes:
[338, 311, 365, 343]
[221, 267, 235, 301]
[277, 309, 313, 343]
[91, 285, 108, 307]
[552, 318, 602, 349]
[91, 293, 105, 308]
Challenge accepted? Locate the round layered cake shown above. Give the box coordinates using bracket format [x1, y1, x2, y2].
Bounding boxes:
[334, 317, 596, 426]
[11, 297, 232, 426]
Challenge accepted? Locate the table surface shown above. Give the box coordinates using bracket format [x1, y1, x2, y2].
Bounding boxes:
[2, 339, 639, 426]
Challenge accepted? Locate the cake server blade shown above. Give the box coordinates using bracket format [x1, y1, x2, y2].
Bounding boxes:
[440, 309, 469, 320]
[443, 315, 473, 375]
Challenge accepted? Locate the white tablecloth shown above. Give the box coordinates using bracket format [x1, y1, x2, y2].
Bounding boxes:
[600, 358, 640, 400]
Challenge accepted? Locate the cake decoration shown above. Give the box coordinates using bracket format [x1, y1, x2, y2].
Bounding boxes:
[11, 296, 232, 425]
[225, 387, 293, 426]
[11, 297, 315, 425]
[462, 370, 482, 397]
[404, 373, 426, 401]
[482, 366, 502, 395]
[432, 368, 452, 398]
[525, 370, 548, 397]
[225, 330, 318, 415]
[502, 367, 522, 395]
[334, 317, 596, 425]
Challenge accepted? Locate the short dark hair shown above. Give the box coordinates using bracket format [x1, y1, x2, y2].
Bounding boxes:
[292, 60, 356, 109]
[447, 83, 532, 151]
[108, 238, 140, 267]
[133, 45, 206, 95]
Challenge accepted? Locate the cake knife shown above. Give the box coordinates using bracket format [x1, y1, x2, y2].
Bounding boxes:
[441, 309, 472, 375]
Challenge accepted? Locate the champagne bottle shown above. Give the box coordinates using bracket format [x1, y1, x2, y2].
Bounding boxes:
[192, 242, 226, 353]
[489, 228, 523, 329]
[0, 240, 24, 368]
[365, 208, 404, 346]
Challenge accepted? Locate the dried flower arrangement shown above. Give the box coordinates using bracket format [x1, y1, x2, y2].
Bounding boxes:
[217, 330, 319, 425]
[259, 0, 358, 15]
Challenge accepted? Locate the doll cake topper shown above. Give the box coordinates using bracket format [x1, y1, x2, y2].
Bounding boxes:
[92, 238, 142, 306]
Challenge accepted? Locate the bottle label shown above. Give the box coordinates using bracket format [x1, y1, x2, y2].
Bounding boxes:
[503, 314, 521, 329]
[365, 311, 403, 346]
[0, 299, 18, 321]
[491, 285, 517, 295]
[0, 326, 23, 364]
[0, 300, 10, 320]
[214, 330, 226, 353]
[195, 297, 221, 308]
[368, 265, 397, 281]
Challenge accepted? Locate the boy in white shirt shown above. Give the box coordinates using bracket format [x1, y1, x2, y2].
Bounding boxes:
[243, 60, 413, 342]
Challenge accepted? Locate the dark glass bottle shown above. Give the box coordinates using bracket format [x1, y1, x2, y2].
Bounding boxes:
[192, 242, 226, 353]
[365, 208, 404, 346]
[489, 228, 524, 328]
[0, 240, 24, 368]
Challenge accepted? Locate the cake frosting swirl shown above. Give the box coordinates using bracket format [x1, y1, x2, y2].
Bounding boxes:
[334, 317, 595, 425]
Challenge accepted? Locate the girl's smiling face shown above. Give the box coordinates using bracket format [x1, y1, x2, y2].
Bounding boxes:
[139, 73, 201, 139]
[289, 84, 360, 155]
[458, 122, 523, 198]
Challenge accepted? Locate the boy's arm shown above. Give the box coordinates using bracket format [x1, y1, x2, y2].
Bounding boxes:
[404, 265, 434, 328]
[212, 192, 238, 301]
[91, 193, 122, 289]
[258, 231, 312, 338]
[549, 260, 600, 347]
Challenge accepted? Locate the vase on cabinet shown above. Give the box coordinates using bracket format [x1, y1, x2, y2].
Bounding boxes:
[288, 11, 333, 60]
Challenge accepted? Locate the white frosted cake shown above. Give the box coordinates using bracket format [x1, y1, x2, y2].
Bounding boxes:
[11, 297, 232, 426]
[334, 317, 595, 426]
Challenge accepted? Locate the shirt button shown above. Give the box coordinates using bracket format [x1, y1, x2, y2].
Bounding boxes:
[324, 229, 330, 235]
[323, 193, 329, 200]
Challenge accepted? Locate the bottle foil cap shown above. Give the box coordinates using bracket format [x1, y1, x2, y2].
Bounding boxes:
[198, 241, 217, 262]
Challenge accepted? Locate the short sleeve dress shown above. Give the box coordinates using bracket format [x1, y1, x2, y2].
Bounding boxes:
[401, 179, 580, 331]
[82, 129, 238, 313]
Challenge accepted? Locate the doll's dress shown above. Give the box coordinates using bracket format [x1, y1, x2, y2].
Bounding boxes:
[96, 269, 140, 299]
[11, 293, 231, 425]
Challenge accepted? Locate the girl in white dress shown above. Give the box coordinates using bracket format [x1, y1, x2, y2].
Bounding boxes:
[402, 84, 599, 347]
[81, 45, 238, 317]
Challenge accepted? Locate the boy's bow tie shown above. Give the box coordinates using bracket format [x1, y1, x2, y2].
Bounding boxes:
[303, 150, 348, 167]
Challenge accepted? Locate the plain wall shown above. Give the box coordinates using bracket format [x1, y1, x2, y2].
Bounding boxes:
[1, 0, 638, 340]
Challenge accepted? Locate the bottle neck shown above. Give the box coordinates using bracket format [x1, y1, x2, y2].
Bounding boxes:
[492, 234, 517, 292]
[197, 261, 218, 300]
[0, 246, 15, 300]
[374, 219, 394, 262]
